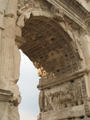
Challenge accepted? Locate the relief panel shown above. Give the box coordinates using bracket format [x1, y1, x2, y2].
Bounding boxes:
[39, 77, 85, 112]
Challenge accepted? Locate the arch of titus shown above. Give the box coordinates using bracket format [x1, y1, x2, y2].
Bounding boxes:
[0, 0, 90, 120]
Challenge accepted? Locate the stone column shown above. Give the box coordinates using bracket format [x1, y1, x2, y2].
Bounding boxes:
[0, 0, 20, 120]
[80, 15, 90, 99]
[8, 45, 21, 120]
[0, 1, 11, 119]
[0, 0, 10, 90]
[80, 31, 90, 117]
[83, 34, 90, 99]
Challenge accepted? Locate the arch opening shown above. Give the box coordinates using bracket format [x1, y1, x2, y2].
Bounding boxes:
[21, 16, 81, 81]
[18, 51, 40, 120]
[18, 15, 87, 120]
[19, 16, 84, 115]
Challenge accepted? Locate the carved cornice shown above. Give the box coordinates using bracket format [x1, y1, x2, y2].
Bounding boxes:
[47, 0, 89, 29]
[38, 68, 90, 90]
[17, 0, 90, 31]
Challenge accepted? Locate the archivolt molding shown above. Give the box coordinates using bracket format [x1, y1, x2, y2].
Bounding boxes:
[16, 0, 54, 46]
[16, 0, 90, 30]
[47, 0, 89, 29]
[17, 0, 54, 28]
[16, 0, 89, 51]
[16, 0, 89, 88]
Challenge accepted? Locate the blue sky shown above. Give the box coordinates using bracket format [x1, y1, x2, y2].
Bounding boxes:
[18, 51, 40, 120]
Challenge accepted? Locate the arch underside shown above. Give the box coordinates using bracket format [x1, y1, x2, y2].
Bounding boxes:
[21, 16, 81, 78]
[19, 15, 89, 120]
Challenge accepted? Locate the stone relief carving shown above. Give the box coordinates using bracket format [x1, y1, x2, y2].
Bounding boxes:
[39, 91, 44, 112]
[39, 78, 84, 112]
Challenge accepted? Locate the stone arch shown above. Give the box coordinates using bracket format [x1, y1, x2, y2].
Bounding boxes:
[21, 15, 82, 79]
[18, 15, 88, 120]
[0, 0, 90, 120]
[14, 0, 90, 119]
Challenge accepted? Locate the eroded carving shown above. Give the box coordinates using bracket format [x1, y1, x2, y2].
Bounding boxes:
[39, 78, 84, 112]
[0, 0, 90, 120]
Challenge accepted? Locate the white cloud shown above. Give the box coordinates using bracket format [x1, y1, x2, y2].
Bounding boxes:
[19, 110, 36, 120]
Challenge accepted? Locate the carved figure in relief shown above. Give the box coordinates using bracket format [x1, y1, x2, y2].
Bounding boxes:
[39, 91, 44, 112]
[42, 79, 84, 112]
[17, 0, 41, 28]
[44, 95, 53, 111]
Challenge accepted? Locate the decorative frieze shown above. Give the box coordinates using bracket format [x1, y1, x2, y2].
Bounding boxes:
[38, 67, 90, 90]
[47, 0, 89, 29]
[39, 77, 85, 112]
